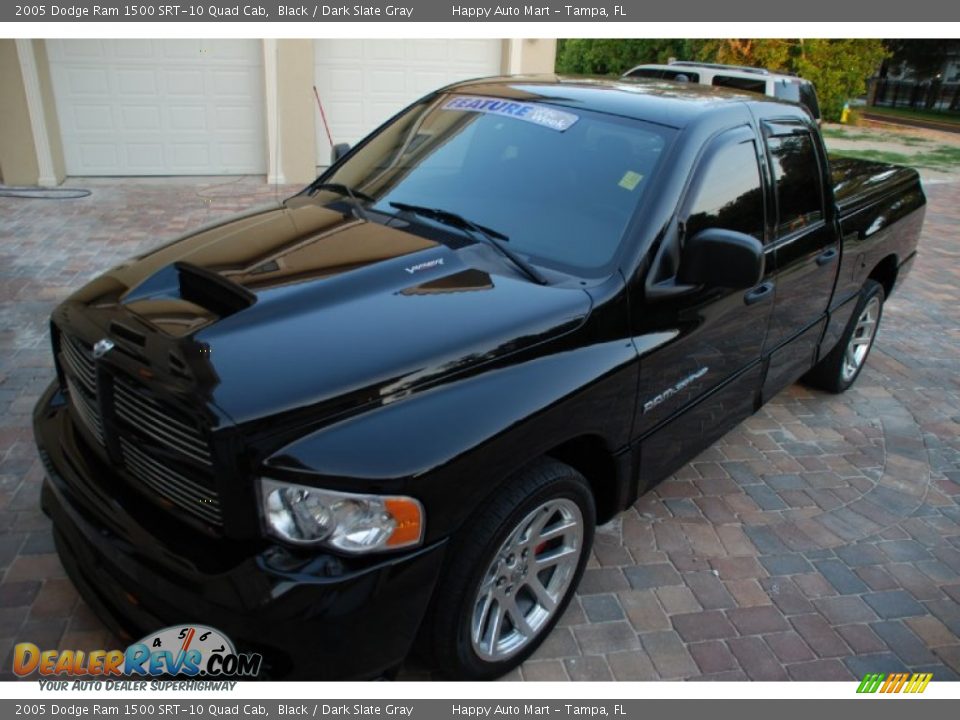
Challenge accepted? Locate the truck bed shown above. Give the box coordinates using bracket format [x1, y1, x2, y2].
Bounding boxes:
[831, 155, 922, 215]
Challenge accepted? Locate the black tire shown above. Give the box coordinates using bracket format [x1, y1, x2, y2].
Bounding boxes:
[804, 279, 885, 393]
[426, 458, 595, 680]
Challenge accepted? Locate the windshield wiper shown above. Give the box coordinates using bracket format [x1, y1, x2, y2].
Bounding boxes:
[309, 182, 374, 219]
[389, 202, 548, 286]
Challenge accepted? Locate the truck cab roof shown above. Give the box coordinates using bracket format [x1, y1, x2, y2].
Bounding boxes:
[439, 74, 814, 130]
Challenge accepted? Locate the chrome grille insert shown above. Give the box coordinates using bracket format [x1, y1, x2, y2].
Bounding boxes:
[60, 334, 96, 393]
[60, 335, 103, 446]
[65, 377, 103, 443]
[119, 438, 222, 525]
[113, 379, 212, 466]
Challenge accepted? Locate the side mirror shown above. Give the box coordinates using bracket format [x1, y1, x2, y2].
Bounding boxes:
[331, 143, 351, 163]
[678, 228, 765, 289]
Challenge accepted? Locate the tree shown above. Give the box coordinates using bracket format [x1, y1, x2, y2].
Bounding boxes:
[796, 40, 888, 121]
[555, 38, 889, 122]
[555, 39, 695, 75]
[694, 39, 793, 72]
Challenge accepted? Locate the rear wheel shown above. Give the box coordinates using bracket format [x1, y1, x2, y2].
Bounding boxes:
[805, 280, 884, 393]
[427, 459, 595, 679]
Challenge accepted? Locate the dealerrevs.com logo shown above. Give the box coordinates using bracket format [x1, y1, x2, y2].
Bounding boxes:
[857, 672, 933, 694]
[13, 625, 262, 679]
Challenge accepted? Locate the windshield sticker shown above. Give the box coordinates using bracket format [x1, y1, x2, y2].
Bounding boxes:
[443, 96, 579, 132]
[618, 170, 644, 191]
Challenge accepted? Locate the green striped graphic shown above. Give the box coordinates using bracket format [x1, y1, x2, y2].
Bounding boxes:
[857, 672, 885, 693]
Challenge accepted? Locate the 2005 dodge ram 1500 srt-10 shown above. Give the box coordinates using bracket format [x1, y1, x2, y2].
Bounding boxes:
[34, 75, 925, 680]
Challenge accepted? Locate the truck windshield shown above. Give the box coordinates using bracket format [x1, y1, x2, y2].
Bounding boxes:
[321, 95, 675, 276]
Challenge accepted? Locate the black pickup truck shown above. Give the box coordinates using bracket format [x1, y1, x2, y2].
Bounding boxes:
[33, 76, 925, 680]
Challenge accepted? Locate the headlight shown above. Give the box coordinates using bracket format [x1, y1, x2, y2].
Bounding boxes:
[259, 478, 424, 553]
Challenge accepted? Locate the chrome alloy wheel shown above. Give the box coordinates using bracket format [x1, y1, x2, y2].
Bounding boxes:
[470, 498, 584, 662]
[841, 296, 881, 382]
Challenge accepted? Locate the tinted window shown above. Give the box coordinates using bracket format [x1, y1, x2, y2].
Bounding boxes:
[661, 69, 699, 82]
[326, 97, 673, 275]
[626, 68, 663, 79]
[712, 75, 767, 94]
[685, 139, 764, 241]
[767, 132, 824, 235]
[626, 68, 700, 83]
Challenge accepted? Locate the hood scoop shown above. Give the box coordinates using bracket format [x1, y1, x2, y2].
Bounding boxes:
[174, 261, 257, 317]
[122, 261, 256, 321]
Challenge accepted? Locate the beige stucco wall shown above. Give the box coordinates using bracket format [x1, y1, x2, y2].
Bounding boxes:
[276, 39, 318, 184]
[0, 39, 65, 186]
[0, 40, 40, 186]
[505, 39, 557, 75]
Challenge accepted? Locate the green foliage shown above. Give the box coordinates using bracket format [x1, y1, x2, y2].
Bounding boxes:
[555, 39, 695, 75]
[555, 38, 890, 123]
[797, 40, 888, 122]
[694, 39, 793, 72]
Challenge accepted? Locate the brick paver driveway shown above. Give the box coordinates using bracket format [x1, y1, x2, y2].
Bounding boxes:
[1, 177, 958, 682]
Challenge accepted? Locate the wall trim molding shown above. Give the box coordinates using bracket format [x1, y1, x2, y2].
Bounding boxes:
[15, 39, 58, 187]
[262, 39, 285, 185]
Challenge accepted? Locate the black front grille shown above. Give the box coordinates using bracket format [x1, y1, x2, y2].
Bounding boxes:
[59, 335, 104, 446]
[58, 330, 223, 528]
[119, 438, 222, 525]
[113, 377, 213, 467]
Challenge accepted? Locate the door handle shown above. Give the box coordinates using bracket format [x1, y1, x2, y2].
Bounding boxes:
[744, 281, 774, 305]
[816, 248, 838, 266]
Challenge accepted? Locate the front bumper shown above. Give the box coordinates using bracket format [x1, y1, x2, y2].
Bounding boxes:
[33, 380, 446, 680]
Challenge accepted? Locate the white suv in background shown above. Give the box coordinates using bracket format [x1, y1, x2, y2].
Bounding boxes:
[623, 61, 822, 123]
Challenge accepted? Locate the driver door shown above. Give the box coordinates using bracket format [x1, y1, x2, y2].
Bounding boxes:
[631, 126, 776, 487]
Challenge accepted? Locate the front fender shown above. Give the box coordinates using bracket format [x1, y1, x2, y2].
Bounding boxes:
[263, 339, 638, 542]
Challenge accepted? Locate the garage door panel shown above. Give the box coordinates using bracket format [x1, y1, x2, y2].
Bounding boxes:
[127, 143, 165, 171]
[64, 68, 110, 96]
[369, 72, 406, 93]
[72, 105, 114, 131]
[57, 40, 106, 60]
[49, 39, 265, 176]
[168, 143, 210, 169]
[164, 70, 204, 96]
[314, 39, 501, 165]
[76, 143, 119, 171]
[113, 40, 153, 59]
[116, 69, 157, 95]
[213, 70, 260, 97]
[169, 107, 207, 131]
[219, 142, 262, 168]
[119, 106, 161, 131]
[370, 41, 406, 61]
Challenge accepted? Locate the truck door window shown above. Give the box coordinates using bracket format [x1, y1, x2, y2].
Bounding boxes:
[684, 138, 764, 242]
[767, 131, 824, 235]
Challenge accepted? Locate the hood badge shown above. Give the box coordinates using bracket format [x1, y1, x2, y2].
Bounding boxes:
[405, 258, 444, 275]
[92, 339, 115, 359]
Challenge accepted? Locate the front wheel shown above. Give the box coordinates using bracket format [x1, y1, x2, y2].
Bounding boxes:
[427, 459, 595, 679]
[805, 279, 884, 393]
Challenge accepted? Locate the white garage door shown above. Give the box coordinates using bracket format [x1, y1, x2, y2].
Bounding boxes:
[48, 40, 266, 176]
[314, 39, 502, 166]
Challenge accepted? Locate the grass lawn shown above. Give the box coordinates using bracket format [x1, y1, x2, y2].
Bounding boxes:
[861, 105, 960, 128]
[822, 127, 933, 147]
[831, 145, 960, 170]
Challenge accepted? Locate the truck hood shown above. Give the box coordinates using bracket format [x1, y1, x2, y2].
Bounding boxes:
[67, 198, 592, 426]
